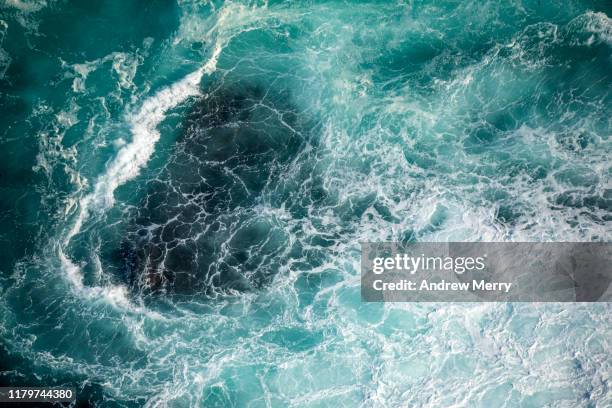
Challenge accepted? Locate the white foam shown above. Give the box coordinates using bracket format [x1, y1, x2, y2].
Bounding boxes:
[0, 20, 10, 79]
[4, 0, 46, 13]
[579, 11, 612, 46]
[59, 43, 223, 308]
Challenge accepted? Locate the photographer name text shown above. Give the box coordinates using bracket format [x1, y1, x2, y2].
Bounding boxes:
[372, 279, 512, 293]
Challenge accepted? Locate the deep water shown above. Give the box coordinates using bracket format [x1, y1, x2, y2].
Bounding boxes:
[0, 1, 611, 407]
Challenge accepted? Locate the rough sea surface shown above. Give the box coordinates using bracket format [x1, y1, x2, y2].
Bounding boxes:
[0, 1, 611, 406]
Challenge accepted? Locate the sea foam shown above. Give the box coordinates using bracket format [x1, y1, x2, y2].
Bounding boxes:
[59, 43, 222, 304]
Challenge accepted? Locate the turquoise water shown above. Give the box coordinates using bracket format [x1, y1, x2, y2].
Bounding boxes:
[0, 0, 611, 406]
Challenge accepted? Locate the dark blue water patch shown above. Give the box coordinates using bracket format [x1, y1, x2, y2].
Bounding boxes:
[0, 101, 50, 274]
[35, 0, 179, 60]
[108, 81, 315, 295]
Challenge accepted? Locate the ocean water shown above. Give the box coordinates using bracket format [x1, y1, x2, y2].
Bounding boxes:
[0, 0, 610, 406]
